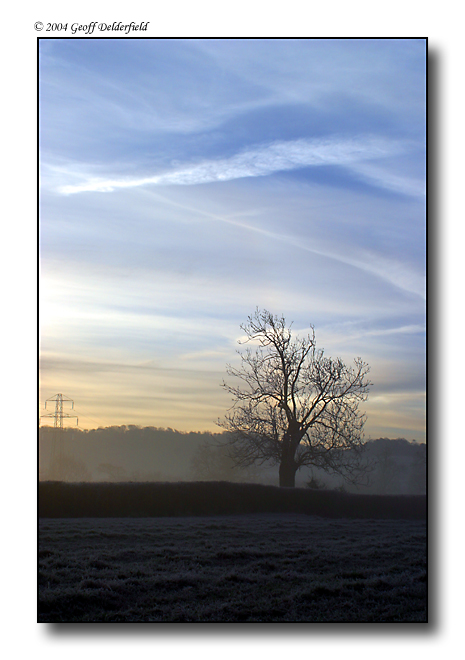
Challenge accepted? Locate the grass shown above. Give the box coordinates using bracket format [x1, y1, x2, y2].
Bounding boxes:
[38, 514, 427, 622]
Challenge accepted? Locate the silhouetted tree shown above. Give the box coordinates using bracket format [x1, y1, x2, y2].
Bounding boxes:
[219, 309, 371, 488]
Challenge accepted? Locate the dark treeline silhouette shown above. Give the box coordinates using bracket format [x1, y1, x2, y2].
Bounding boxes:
[39, 426, 426, 495]
[38, 481, 426, 520]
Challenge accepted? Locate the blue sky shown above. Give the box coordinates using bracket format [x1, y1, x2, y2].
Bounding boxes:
[39, 38, 426, 440]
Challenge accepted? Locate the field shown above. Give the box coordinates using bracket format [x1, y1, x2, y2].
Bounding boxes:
[38, 513, 427, 623]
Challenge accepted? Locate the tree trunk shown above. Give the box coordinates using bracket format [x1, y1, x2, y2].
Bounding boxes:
[279, 458, 297, 487]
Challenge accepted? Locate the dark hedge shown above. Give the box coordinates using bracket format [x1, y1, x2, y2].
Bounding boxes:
[39, 481, 426, 519]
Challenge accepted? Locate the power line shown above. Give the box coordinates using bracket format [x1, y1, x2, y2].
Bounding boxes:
[71, 408, 107, 428]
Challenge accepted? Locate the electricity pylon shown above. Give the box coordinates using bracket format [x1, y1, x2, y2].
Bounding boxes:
[41, 393, 78, 428]
[40, 394, 78, 480]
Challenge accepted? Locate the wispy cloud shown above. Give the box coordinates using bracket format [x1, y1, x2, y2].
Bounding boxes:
[350, 162, 425, 197]
[104, 186, 425, 300]
[56, 135, 408, 195]
[319, 323, 425, 345]
[151, 191, 426, 300]
[40, 39, 426, 438]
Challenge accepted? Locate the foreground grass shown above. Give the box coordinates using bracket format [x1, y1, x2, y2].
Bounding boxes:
[38, 514, 426, 622]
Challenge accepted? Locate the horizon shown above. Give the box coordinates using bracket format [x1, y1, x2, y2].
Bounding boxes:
[38, 422, 425, 443]
[39, 39, 426, 442]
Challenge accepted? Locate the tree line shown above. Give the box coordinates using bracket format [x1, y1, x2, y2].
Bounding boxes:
[39, 426, 425, 494]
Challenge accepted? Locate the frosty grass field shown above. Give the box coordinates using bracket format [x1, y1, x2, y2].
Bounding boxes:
[38, 513, 426, 622]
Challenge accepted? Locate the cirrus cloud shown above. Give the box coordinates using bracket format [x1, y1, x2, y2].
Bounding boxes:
[54, 135, 416, 195]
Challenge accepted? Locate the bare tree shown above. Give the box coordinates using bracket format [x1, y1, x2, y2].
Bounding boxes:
[218, 309, 371, 487]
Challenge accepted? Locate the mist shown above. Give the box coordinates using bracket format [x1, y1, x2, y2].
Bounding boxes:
[39, 425, 425, 495]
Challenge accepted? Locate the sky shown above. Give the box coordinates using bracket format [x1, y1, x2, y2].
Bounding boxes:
[39, 38, 426, 441]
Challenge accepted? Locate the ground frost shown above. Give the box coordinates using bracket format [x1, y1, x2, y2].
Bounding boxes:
[39, 513, 426, 622]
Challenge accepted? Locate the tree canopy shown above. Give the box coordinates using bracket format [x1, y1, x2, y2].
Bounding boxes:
[219, 309, 371, 487]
